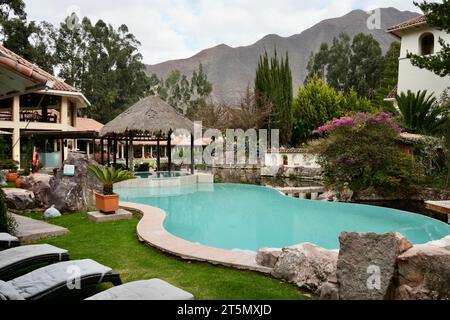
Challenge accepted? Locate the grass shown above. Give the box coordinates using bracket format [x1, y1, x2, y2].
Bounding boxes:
[23, 211, 308, 300]
[6, 182, 15, 188]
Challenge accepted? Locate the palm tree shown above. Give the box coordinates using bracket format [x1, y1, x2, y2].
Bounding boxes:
[87, 165, 136, 195]
[396, 90, 450, 135]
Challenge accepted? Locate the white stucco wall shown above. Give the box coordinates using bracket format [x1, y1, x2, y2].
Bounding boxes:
[264, 152, 320, 169]
[397, 26, 450, 99]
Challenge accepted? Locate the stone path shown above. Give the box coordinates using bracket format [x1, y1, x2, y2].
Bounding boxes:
[12, 214, 69, 242]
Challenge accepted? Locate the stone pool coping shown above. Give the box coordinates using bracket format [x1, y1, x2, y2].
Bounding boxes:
[120, 201, 272, 274]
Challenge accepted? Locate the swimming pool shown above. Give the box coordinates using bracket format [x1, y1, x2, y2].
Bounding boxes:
[117, 183, 450, 251]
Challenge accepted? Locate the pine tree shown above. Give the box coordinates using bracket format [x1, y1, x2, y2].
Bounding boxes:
[255, 49, 293, 146]
[375, 42, 401, 113]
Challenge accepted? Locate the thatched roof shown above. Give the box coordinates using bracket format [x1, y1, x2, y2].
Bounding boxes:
[100, 96, 194, 137]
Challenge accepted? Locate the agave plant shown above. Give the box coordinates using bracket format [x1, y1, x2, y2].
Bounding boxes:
[87, 165, 136, 195]
[396, 90, 450, 136]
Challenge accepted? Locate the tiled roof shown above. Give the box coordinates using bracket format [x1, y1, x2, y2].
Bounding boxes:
[387, 15, 427, 34]
[76, 118, 104, 132]
[0, 44, 78, 93]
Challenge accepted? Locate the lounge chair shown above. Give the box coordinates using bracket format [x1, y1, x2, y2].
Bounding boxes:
[86, 279, 194, 300]
[0, 233, 20, 250]
[0, 244, 69, 279]
[0, 259, 122, 300]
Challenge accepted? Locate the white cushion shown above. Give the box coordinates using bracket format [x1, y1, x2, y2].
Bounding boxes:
[8, 259, 112, 299]
[0, 281, 25, 300]
[86, 279, 194, 300]
[0, 244, 68, 270]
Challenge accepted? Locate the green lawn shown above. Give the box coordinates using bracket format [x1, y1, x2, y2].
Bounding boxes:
[24, 212, 308, 300]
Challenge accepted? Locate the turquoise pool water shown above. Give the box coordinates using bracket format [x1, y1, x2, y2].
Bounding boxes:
[117, 184, 450, 251]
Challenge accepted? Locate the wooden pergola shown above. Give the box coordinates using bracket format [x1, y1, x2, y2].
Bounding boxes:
[99, 96, 195, 174]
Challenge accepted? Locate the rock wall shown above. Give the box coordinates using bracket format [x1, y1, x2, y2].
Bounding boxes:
[212, 166, 261, 185]
[255, 233, 450, 300]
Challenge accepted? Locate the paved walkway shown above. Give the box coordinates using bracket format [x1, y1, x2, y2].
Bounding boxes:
[12, 214, 69, 242]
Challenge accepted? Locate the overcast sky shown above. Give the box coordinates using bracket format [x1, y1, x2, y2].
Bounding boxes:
[23, 0, 420, 65]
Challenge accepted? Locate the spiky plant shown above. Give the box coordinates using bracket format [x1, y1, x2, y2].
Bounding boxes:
[87, 165, 136, 195]
[396, 90, 450, 136]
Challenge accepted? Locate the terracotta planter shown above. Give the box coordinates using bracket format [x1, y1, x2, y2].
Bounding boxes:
[15, 177, 21, 188]
[95, 193, 119, 214]
[6, 172, 18, 183]
[283, 159, 288, 166]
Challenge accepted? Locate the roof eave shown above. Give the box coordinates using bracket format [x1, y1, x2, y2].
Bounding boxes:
[37, 89, 91, 108]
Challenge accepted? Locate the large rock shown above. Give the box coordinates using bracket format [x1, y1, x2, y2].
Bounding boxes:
[256, 248, 282, 268]
[320, 281, 340, 300]
[396, 244, 450, 300]
[4, 188, 36, 210]
[337, 232, 412, 300]
[48, 153, 102, 212]
[272, 243, 338, 293]
[20, 174, 51, 207]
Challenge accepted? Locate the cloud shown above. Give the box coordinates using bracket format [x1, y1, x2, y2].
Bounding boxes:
[23, 0, 420, 64]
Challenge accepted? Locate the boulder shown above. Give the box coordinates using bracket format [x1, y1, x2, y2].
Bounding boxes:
[337, 232, 412, 300]
[320, 282, 340, 300]
[272, 243, 338, 293]
[4, 188, 36, 210]
[20, 174, 51, 207]
[256, 248, 282, 268]
[48, 153, 102, 212]
[44, 205, 62, 219]
[396, 244, 450, 300]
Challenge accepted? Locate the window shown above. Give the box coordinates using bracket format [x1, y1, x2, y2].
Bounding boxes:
[420, 33, 434, 56]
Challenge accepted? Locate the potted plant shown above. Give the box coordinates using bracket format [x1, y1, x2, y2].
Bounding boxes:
[283, 155, 289, 166]
[0, 160, 19, 183]
[87, 165, 136, 214]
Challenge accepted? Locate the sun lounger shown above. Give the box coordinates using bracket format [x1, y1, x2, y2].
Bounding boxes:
[0, 233, 20, 250]
[0, 259, 122, 300]
[86, 279, 194, 300]
[0, 244, 69, 279]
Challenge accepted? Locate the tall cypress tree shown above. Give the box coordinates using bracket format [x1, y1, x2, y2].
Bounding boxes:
[255, 49, 293, 146]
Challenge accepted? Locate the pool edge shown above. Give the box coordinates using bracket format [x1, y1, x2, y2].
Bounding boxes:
[120, 201, 273, 274]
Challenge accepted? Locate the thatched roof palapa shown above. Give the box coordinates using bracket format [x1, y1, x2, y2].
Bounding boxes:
[100, 96, 194, 138]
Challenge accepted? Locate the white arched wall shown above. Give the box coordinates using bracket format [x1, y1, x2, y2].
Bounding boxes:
[398, 26, 450, 99]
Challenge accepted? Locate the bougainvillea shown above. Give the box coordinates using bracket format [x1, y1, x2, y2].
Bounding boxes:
[315, 112, 416, 199]
[316, 112, 404, 134]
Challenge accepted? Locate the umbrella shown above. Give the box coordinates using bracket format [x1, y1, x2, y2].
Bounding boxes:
[0, 130, 12, 135]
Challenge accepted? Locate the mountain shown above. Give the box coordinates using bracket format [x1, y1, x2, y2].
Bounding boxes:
[145, 7, 419, 103]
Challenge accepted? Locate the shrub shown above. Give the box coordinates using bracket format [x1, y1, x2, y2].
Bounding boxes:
[0, 159, 18, 171]
[292, 74, 377, 144]
[316, 112, 416, 198]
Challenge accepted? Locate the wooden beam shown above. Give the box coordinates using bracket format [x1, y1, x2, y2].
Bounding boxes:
[113, 136, 117, 167]
[157, 137, 161, 172]
[100, 139, 105, 165]
[125, 137, 129, 170]
[167, 129, 172, 172]
[191, 133, 195, 174]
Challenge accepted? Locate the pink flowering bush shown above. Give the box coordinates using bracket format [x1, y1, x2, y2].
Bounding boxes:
[316, 112, 403, 134]
[315, 112, 416, 199]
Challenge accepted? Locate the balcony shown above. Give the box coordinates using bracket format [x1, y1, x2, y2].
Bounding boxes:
[0, 111, 59, 123]
[19, 111, 58, 123]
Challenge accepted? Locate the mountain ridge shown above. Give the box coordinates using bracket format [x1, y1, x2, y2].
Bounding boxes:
[146, 7, 420, 103]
